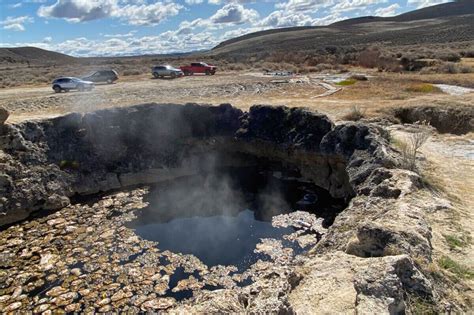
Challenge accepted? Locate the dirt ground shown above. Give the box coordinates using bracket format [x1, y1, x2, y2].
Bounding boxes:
[1, 69, 473, 123]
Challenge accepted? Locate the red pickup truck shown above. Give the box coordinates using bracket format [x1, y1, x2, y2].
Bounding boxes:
[180, 62, 217, 76]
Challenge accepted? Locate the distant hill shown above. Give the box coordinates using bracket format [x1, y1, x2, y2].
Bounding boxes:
[211, 1, 474, 57]
[0, 47, 77, 64]
[332, 0, 473, 26]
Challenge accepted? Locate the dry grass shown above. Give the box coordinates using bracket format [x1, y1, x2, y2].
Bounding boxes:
[341, 105, 366, 121]
[405, 83, 441, 93]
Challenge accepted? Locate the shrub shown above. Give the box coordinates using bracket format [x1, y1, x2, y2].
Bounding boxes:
[437, 51, 461, 62]
[314, 63, 333, 72]
[396, 125, 431, 171]
[461, 50, 474, 58]
[357, 48, 381, 68]
[459, 65, 473, 73]
[342, 105, 366, 121]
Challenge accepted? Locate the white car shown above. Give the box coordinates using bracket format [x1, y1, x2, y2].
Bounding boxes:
[52, 77, 94, 93]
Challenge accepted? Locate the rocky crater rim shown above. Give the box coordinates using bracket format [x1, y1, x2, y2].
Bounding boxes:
[1, 103, 399, 227]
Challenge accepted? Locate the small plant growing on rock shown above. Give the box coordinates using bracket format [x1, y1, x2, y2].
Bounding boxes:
[396, 123, 431, 171]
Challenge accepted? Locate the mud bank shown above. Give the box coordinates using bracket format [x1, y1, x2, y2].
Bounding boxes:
[0, 103, 443, 312]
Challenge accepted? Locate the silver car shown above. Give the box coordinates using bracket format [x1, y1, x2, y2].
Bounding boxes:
[52, 77, 94, 93]
[152, 65, 183, 79]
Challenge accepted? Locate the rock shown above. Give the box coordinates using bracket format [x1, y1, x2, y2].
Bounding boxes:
[64, 303, 80, 312]
[0, 107, 9, 125]
[4, 301, 22, 311]
[288, 252, 433, 314]
[141, 297, 176, 311]
[46, 286, 66, 297]
[111, 290, 133, 302]
[44, 194, 70, 210]
[393, 105, 474, 135]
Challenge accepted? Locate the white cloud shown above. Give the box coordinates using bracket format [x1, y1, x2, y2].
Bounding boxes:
[209, 3, 259, 24]
[407, 0, 450, 9]
[9, 3, 23, 9]
[374, 3, 400, 16]
[103, 31, 137, 38]
[1, 16, 34, 32]
[38, 0, 182, 26]
[276, 0, 334, 13]
[185, 0, 204, 4]
[258, 10, 316, 28]
[38, 0, 118, 22]
[331, 0, 388, 12]
[114, 2, 182, 26]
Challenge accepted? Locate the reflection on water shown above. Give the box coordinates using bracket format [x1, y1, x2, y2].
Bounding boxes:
[131, 209, 293, 270]
[127, 167, 346, 269]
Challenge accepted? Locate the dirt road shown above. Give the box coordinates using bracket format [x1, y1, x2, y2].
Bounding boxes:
[2, 71, 473, 125]
[0, 73, 328, 122]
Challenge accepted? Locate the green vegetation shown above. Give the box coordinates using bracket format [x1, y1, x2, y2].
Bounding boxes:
[438, 256, 474, 279]
[405, 83, 440, 93]
[407, 296, 437, 315]
[443, 234, 471, 250]
[336, 79, 357, 86]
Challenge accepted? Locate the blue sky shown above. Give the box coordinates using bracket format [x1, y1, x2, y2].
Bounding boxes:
[0, 0, 451, 57]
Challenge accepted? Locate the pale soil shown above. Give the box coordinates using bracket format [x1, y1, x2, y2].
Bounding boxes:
[1, 70, 473, 124]
[391, 127, 474, 306]
[422, 133, 474, 303]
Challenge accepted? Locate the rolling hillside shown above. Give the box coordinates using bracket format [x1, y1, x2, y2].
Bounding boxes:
[211, 1, 474, 58]
[0, 47, 77, 64]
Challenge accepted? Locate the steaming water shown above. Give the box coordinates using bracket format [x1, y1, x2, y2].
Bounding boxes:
[127, 167, 345, 269]
[131, 209, 294, 269]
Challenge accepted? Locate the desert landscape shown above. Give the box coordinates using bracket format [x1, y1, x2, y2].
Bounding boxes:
[0, 0, 473, 313]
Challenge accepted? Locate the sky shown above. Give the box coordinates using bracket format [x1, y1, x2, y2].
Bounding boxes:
[0, 0, 452, 57]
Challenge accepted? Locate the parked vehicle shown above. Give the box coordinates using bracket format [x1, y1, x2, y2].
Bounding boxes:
[52, 77, 94, 93]
[81, 69, 118, 84]
[180, 62, 217, 76]
[152, 65, 184, 79]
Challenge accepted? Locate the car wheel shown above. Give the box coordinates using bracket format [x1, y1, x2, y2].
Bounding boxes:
[170, 72, 177, 79]
[53, 85, 61, 93]
[205, 70, 210, 75]
[78, 85, 85, 92]
[211, 71, 216, 75]
[153, 72, 159, 79]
